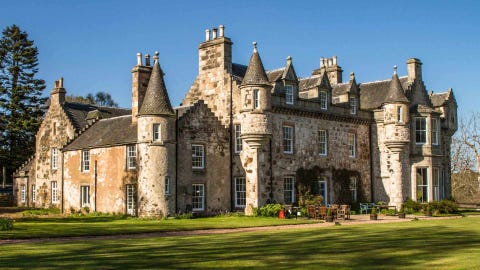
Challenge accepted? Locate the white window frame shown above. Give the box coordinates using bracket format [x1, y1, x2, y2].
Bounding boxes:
[153, 123, 161, 142]
[397, 106, 403, 123]
[415, 117, 427, 145]
[285, 85, 294, 105]
[350, 96, 357, 115]
[126, 184, 136, 216]
[253, 89, 260, 109]
[192, 144, 205, 169]
[192, 184, 205, 211]
[432, 118, 439, 145]
[31, 184, 36, 203]
[283, 125, 294, 154]
[165, 176, 171, 195]
[51, 181, 58, 203]
[319, 130, 328, 156]
[319, 91, 328, 110]
[51, 148, 58, 170]
[82, 150, 90, 172]
[20, 185, 26, 203]
[348, 133, 356, 158]
[234, 177, 246, 208]
[318, 180, 328, 205]
[81, 185, 90, 208]
[127, 145, 137, 169]
[433, 167, 440, 201]
[284, 177, 295, 204]
[350, 177, 358, 202]
[234, 124, 242, 153]
[416, 167, 428, 202]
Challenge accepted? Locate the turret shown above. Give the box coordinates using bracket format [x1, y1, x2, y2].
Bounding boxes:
[50, 77, 66, 105]
[136, 52, 176, 217]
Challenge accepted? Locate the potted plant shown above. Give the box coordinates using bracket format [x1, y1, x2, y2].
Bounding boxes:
[370, 207, 378, 220]
[325, 208, 334, 222]
[398, 205, 406, 219]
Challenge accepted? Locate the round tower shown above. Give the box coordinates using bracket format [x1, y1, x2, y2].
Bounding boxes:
[239, 42, 273, 215]
[383, 66, 410, 208]
[136, 52, 176, 217]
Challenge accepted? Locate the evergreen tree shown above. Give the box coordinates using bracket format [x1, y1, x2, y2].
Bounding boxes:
[0, 25, 46, 182]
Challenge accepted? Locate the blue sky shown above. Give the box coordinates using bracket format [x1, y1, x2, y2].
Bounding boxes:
[1, 0, 478, 119]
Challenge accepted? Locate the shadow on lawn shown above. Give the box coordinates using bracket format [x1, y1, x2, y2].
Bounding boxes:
[1, 220, 480, 269]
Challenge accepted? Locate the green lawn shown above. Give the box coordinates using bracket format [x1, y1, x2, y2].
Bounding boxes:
[0, 215, 315, 239]
[1, 217, 479, 269]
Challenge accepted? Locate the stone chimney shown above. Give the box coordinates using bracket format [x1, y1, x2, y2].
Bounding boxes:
[132, 52, 153, 122]
[326, 56, 343, 85]
[50, 77, 66, 105]
[406, 58, 422, 83]
[198, 25, 232, 75]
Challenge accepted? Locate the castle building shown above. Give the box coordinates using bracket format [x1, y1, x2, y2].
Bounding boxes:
[13, 26, 457, 216]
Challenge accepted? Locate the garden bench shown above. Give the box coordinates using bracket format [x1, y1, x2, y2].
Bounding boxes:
[360, 203, 376, 214]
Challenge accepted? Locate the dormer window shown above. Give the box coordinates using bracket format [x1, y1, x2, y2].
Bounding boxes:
[319, 91, 328, 110]
[350, 97, 357, 115]
[285, 85, 294, 105]
[253, 89, 260, 109]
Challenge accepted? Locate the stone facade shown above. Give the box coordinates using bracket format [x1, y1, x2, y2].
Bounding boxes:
[14, 25, 457, 215]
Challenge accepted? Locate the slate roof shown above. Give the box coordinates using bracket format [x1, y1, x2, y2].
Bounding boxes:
[358, 76, 410, 110]
[266, 68, 285, 82]
[430, 92, 450, 107]
[63, 115, 137, 150]
[232, 63, 248, 81]
[63, 102, 131, 131]
[138, 59, 175, 116]
[384, 73, 409, 104]
[241, 47, 270, 86]
[332, 83, 351, 96]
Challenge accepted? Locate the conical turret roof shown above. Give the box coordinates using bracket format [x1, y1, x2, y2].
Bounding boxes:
[138, 55, 174, 116]
[385, 66, 409, 104]
[241, 42, 270, 86]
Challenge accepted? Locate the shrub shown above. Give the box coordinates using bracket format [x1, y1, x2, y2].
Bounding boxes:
[438, 199, 458, 214]
[403, 198, 422, 213]
[253, 204, 283, 217]
[0, 217, 14, 231]
[22, 208, 61, 216]
[370, 207, 377, 215]
[174, 213, 194, 219]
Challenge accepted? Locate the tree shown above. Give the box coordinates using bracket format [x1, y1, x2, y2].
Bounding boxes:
[66, 91, 118, 107]
[451, 112, 480, 204]
[0, 25, 46, 182]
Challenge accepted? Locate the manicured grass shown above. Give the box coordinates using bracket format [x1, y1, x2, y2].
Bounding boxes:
[1, 217, 479, 269]
[0, 215, 316, 239]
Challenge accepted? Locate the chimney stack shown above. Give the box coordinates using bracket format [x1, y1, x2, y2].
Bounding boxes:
[51, 77, 66, 105]
[219, 25, 224, 37]
[406, 58, 422, 82]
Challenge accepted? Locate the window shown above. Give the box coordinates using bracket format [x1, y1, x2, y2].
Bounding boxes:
[285, 85, 294, 105]
[416, 168, 428, 202]
[319, 130, 328, 156]
[284, 177, 295, 204]
[51, 181, 58, 203]
[126, 184, 136, 216]
[283, 126, 294, 154]
[20, 185, 26, 203]
[235, 177, 246, 207]
[433, 168, 440, 201]
[432, 118, 439, 145]
[350, 96, 357, 114]
[127, 145, 136, 169]
[82, 150, 90, 171]
[253, 89, 260, 109]
[319, 91, 328, 110]
[415, 117, 427, 144]
[318, 180, 328, 205]
[350, 177, 357, 202]
[31, 184, 36, 203]
[51, 148, 58, 169]
[81, 186, 90, 208]
[153, 123, 161, 141]
[234, 124, 242, 153]
[397, 106, 403, 123]
[192, 184, 205, 211]
[347, 133, 356, 158]
[165, 176, 171, 195]
[192, 144, 205, 169]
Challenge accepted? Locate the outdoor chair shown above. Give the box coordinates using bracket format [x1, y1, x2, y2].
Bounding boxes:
[318, 206, 327, 220]
[331, 204, 339, 219]
[307, 205, 317, 219]
[338, 204, 350, 220]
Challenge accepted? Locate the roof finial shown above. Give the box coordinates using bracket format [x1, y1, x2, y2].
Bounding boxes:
[393, 65, 397, 75]
[350, 72, 355, 81]
[253, 41, 257, 53]
[286, 56, 292, 65]
[154, 51, 159, 63]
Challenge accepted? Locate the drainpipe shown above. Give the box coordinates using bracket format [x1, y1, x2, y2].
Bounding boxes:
[94, 160, 97, 212]
[175, 109, 178, 213]
[369, 123, 375, 202]
[229, 75, 234, 212]
[61, 151, 65, 214]
[269, 138, 273, 202]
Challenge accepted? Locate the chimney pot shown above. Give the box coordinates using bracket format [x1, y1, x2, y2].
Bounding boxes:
[205, 29, 210, 41]
[212, 28, 218, 39]
[136, 53, 142, 66]
[59, 77, 64, 88]
[219, 25, 224, 37]
[328, 58, 333, 67]
[333, 56, 337, 65]
[145, 54, 151, 66]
